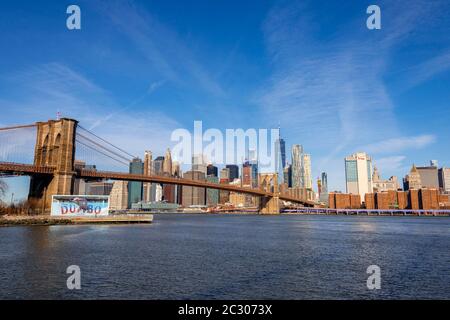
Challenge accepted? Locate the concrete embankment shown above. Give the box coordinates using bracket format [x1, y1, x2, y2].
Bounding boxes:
[0, 215, 153, 227]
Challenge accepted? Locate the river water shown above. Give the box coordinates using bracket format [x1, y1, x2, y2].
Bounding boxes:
[0, 214, 449, 299]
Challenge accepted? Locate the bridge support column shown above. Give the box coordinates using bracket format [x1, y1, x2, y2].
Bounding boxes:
[29, 118, 78, 213]
[259, 195, 280, 214]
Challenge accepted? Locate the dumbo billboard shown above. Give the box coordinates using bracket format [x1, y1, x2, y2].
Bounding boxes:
[51, 195, 109, 216]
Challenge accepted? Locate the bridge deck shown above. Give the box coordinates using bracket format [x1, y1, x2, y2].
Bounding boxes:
[0, 162, 315, 205]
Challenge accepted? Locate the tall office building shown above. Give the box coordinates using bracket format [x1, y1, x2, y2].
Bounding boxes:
[153, 156, 165, 175]
[291, 144, 303, 188]
[128, 157, 144, 207]
[163, 148, 172, 176]
[319, 172, 328, 204]
[274, 129, 286, 184]
[226, 164, 239, 182]
[438, 167, 450, 193]
[207, 164, 218, 177]
[182, 171, 206, 206]
[192, 154, 207, 174]
[206, 176, 219, 206]
[243, 161, 260, 187]
[219, 168, 231, 204]
[143, 151, 155, 203]
[345, 152, 373, 201]
[283, 164, 292, 188]
[301, 154, 312, 189]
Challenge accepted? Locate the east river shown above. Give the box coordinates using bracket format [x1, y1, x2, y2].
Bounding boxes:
[0, 214, 449, 299]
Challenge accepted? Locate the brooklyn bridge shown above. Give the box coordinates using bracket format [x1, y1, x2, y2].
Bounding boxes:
[0, 118, 316, 214]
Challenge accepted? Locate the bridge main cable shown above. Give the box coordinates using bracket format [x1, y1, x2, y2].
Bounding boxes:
[77, 125, 137, 159]
[0, 124, 36, 131]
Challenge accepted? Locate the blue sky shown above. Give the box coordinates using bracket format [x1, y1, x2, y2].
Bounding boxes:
[1, 0, 450, 201]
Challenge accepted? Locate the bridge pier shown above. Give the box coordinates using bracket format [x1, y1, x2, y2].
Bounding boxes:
[259, 195, 281, 214]
[28, 118, 78, 212]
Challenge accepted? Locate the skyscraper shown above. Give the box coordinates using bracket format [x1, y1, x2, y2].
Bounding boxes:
[301, 154, 312, 189]
[283, 164, 292, 188]
[192, 154, 207, 174]
[143, 150, 154, 203]
[345, 152, 373, 201]
[153, 156, 165, 175]
[207, 164, 218, 177]
[163, 148, 172, 176]
[128, 157, 144, 207]
[182, 171, 206, 206]
[291, 144, 303, 188]
[274, 128, 286, 184]
[226, 164, 239, 182]
[319, 172, 328, 204]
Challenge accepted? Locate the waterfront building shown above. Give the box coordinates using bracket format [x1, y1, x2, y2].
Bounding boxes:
[439, 167, 450, 193]
[372, 167, 399, 192]
[182, 171, 206, 206]
[291, 144, 303, 188]
[128, 157, 144, 208]
[109, 181, 128, 211]
[345, 152, 373, 201]
[226, 164, 239, 182]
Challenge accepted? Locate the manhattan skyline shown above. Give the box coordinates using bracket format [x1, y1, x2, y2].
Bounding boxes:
[1, 0, 450, 196]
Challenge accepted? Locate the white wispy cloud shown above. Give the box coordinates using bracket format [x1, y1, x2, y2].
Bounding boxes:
[361, 135, 436, 155]
[373, 156, 407, 172]
[95, 0, 224, 97]
[0, 62, 180, 165]
[258, 0, 447, 191]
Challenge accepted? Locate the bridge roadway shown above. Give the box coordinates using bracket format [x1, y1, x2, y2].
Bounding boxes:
[0, 162, 315, 206]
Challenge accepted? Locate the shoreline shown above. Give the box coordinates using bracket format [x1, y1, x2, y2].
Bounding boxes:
[0, 215, 153, 227]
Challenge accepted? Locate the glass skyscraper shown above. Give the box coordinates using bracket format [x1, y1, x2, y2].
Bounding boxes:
[128, 157, 144, 208]
[345, 152, 373, 201]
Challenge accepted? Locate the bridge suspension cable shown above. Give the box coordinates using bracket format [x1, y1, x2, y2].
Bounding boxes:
[75, 125, 137, 172]
[77, 125, 136, 159]
[75, 139, 130, 166]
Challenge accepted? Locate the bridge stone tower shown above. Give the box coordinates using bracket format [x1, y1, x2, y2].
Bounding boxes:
[259, 173, 281, 214]
[29, 118, 78, 212]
